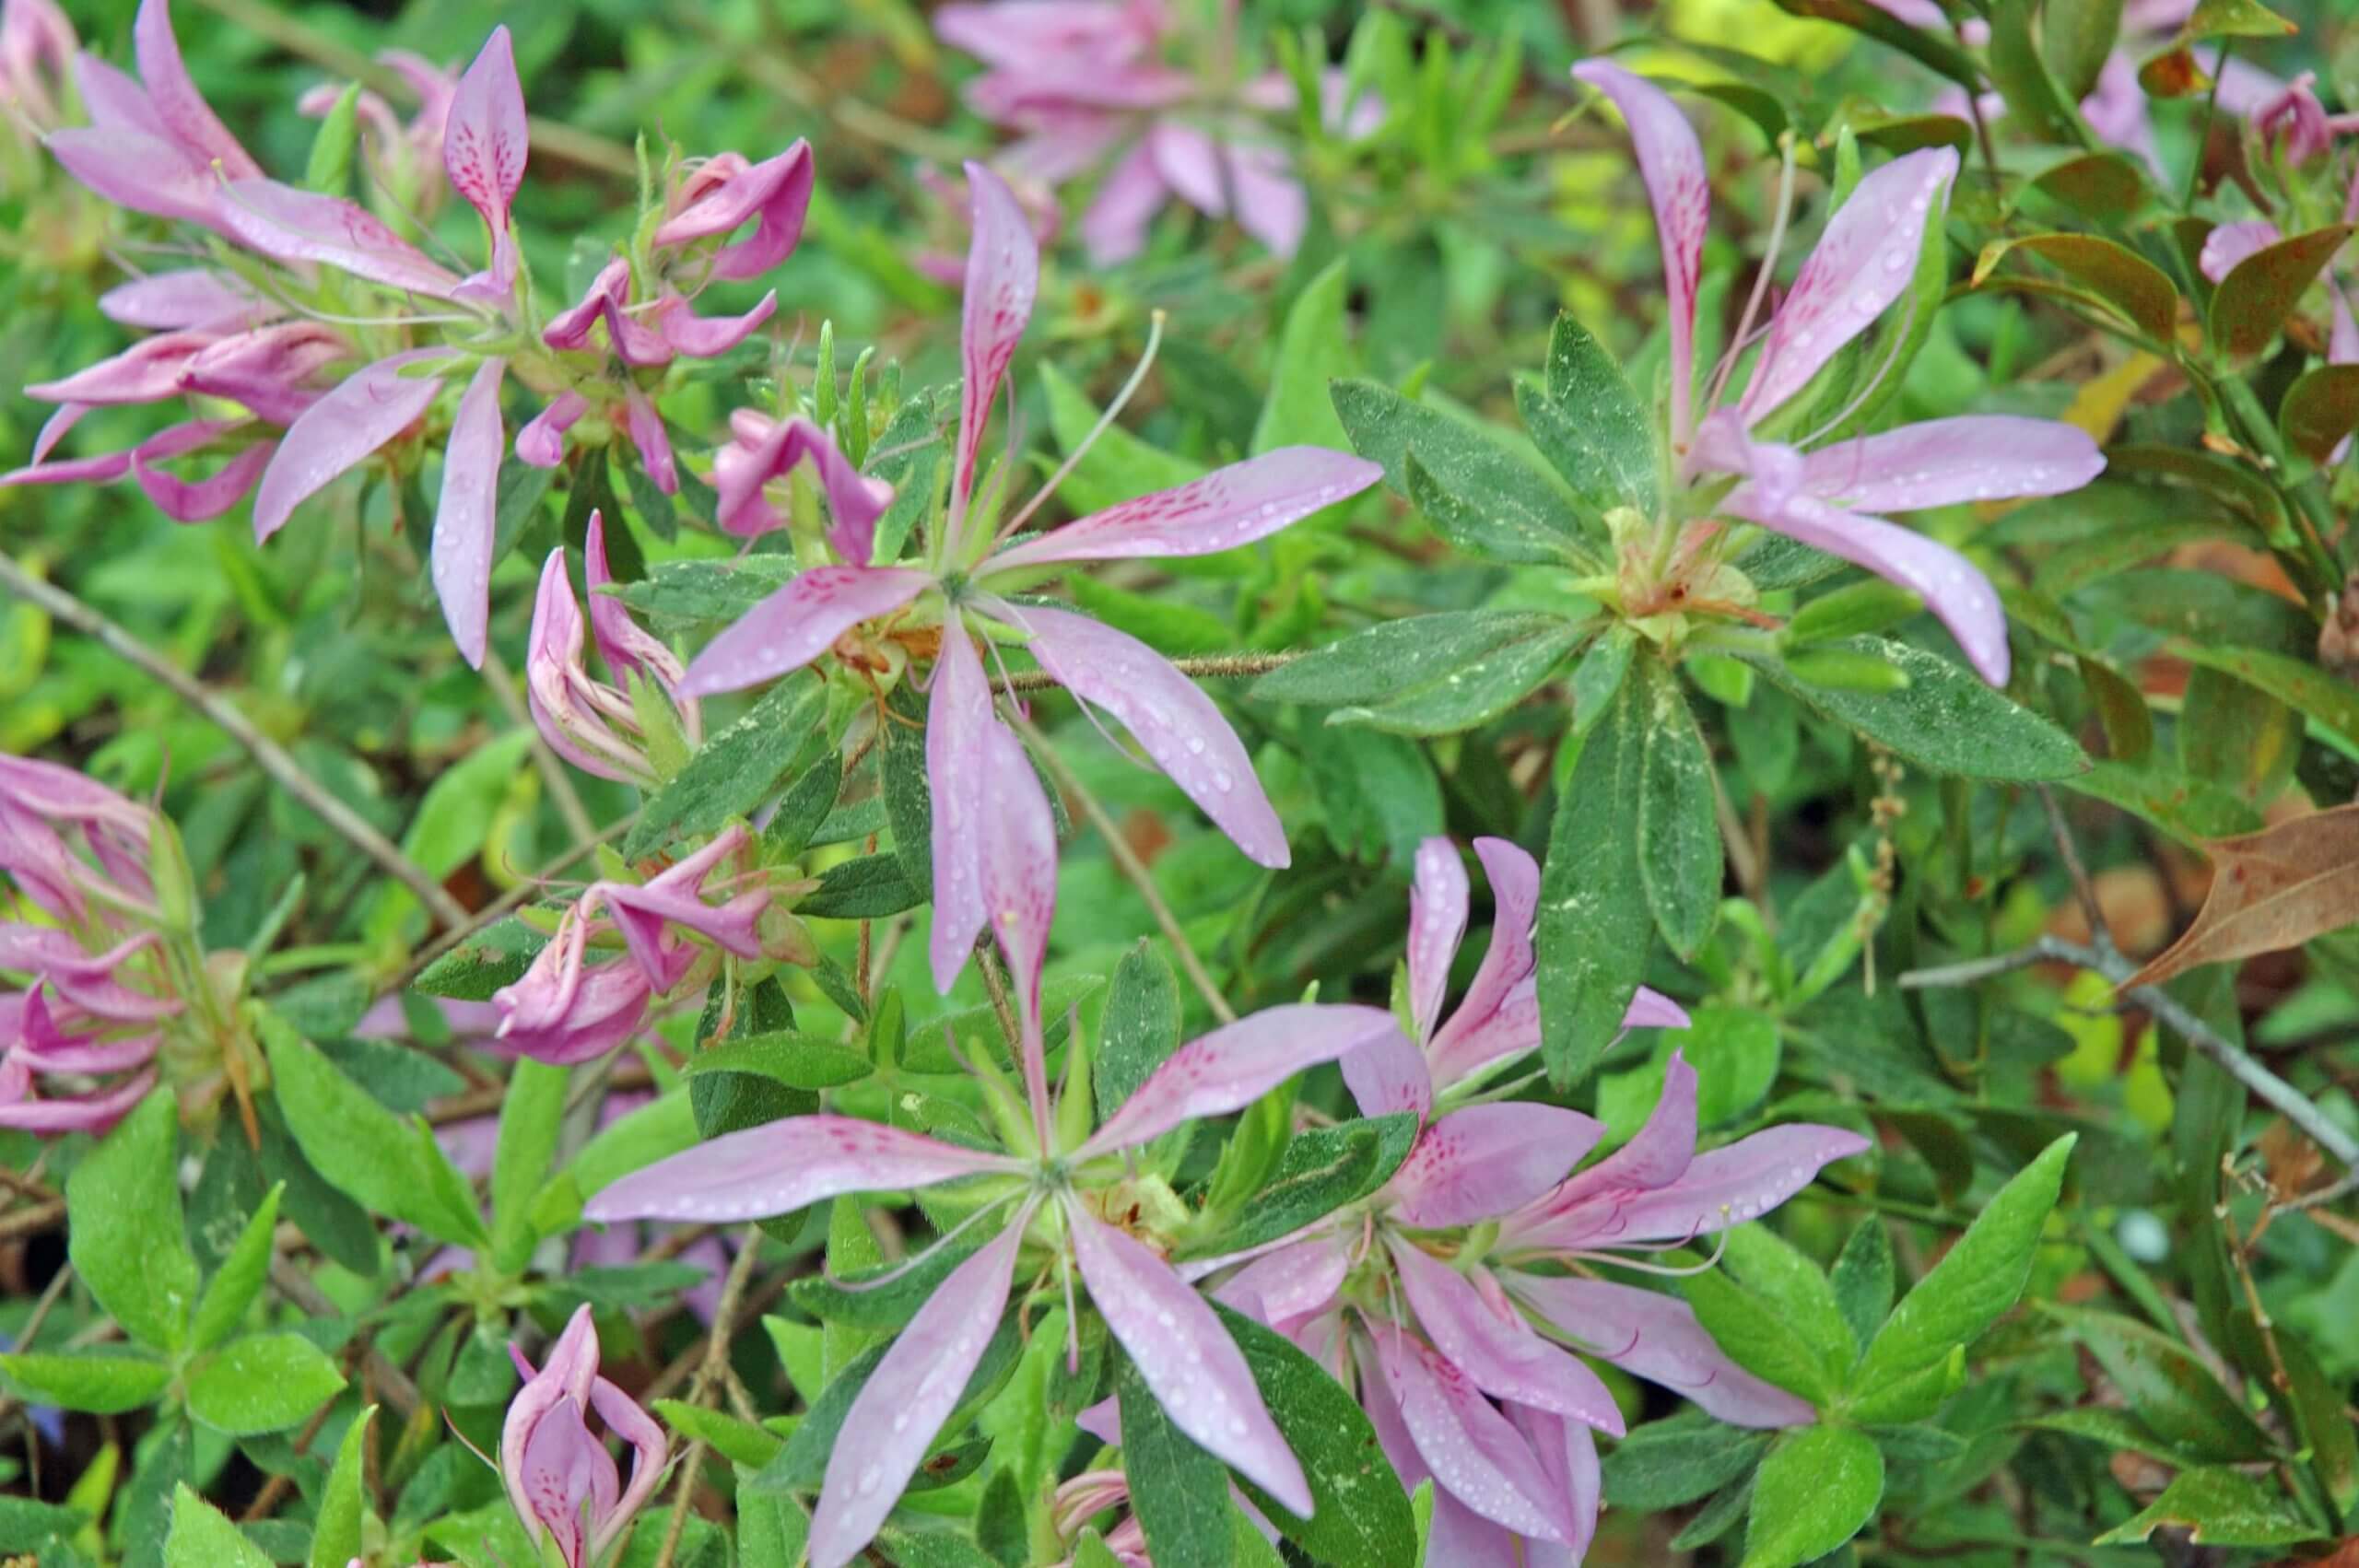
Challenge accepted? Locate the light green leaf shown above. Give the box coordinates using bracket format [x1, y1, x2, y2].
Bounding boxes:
[66, 1089, 197, 1352]
[309, 1406, 376, 1568]
[190, 1183, 283, 1352]
[165, 1484, 274, 1568]
[1253, 258, 1355, 454]
[491, 1060, 570, 1270]
[0, 1350, 173, 1413]
[366, 729, 533, 940]
[186, 1332, 347, 1435]
[1741, 1425, 1884, 1568]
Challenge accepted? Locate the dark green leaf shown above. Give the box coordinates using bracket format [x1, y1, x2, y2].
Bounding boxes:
[2044, 1305, 2275, 1461]
[1253, 607, 1584, 736]
[1097, 942, 1183, 1116]
[1529, 313, 1657, 514]
[1330, 378, 1589, 564]
[1118, 1354, 1234, 1568]
[1185, 1114, 1416, 1259]
[66, 1090, 195, 1352]
[1829, 1218, 1895, 1352]
[1972, 233, 2179, 343]
[2277, 363, 2359, 462]
[804, 853, 925, 919]
[1744, 638, 2086, 780]
[1638, 660, 1721, 959]
[613, 556, 800, 633]
[1600, 1410, 1773, 1508]
[2211, 226, 2354, 359]
[2093, 1465, 2323, 1548]
[412, 915, 547, 1000]
[1538, 662, 1651, 1086]
[628, 675, 828, 856]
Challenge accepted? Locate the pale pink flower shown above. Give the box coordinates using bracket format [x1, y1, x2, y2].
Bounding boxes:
[500, 1305, 667, 1567]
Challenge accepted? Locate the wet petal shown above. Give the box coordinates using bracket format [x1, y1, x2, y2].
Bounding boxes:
[134, 0, 259, 178]
[98, 270, 272, 332]
[987, 447, 1381, 573]
[975, 718, 1058, 1028]
[445, 27, 528, 301]
[131, 439, 271, 522]
[217, 179, 463, 297]
[1802, 417, 2106, 513]
[1507, 1272, 1815, 1426]
[1388, 1104, 1605, 1228]
[583, 1115, 1018, 1224]
[952, 161, 1040, 522]
[1338, 1024, 1435, 1121]
[924, 616, 997, 993]
[1067, 1200, 1312, 1515]
[1215, 1232, 1354, 1326]
[27, 333, 213, 406]
[1425, 837, 1539, 1085]
[679, 565, 931, 696]
[1387, 1244, 1622, 1432]
[1079, 1003, 1406, 1157]
[1017, 605, 1286, 867]
[1407, 837, 1469, 1045]
[432, 357, 506, 668]
[1364, 1327, 1571, 1541]
[44, 126, 218, 228]
[1509, 1406, 1602, 1566]
[1600, 1121, 1872, 1244]
[252, 351, 447, 542]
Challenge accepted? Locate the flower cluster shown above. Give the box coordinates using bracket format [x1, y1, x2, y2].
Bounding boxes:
[527, 510, 704, 787]
[1573, 60, 2106, 686]
[0, 756, 180, 1133]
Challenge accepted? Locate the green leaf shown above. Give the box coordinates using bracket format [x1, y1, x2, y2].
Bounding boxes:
[879, 683, 933, 898]
[2211, 226, 2355, 359]
[1986, 0, 2089, 143]
[2177, 642, 2359, 749]
[1253, 258, 1355, 454]
[789, 1231, 991, 1330]
[1186, 1114, 1416, 1258]
[1097, 942, 1183, 1116]
[2178, 664, 2297, 804]
[1684, 1226, 1852, 1404]
[1330, 378, 1589, 564]
[1637, 660, 1721, 960]
[165, 1484, 274, 1568]
[0, 1495, 88, 1556]
[0, 1350, 173, 1412]
[259, 1008, 489, 1249]
[1534, 313, 1657, 515]
[661, 1401, 784, 1469]
[1972, 233, 2180, 343]
[412, 915, 547, 1000]
[1538, 663, 1651, 1086]
[1742, 1425, 1884, 1568]
[1569, 624, 1636, 737]
[2277, 362, 2359, 463]
[628, 675, 828, 856]
[491, 1060, 570, 1269]
[1829, 1218, 1895, 1352]
[1785, 579, 1926, 647]
[613, 556, 799, 632]
[2063, 758, 2264, 844]
[2176, 0, 2297, 38]
[1214, 1305, 1417, 1568]
[1600, 1410, 1773, 1508]
[804, 852, 925, 919]
[189, 1183, 282, 1352]
[2093, 1465, 2323, 1548]
[1252, 608, 1585, 736]
[688, 1034, 874, 1091]
[66, 1089, 197, 1352]
[2044, 0, 2124, 99]
[2043, 1305, 2275, 1461]
[367, 730, 533, 941]
[302, 82, 361, 193]
[186, 1332, 347, 1435]
[1769, 0, 1981, 83]
[2273, 1328, 2359, 1516]
[309, 1406, 376, 1568]
[1118, 1354, 1234, 1568]
[1848, 1134, 2074, 1422]
[1743, 638, 2086, 781]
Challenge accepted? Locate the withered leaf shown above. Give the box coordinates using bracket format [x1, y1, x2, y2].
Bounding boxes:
[2124, 804, 2359, 989]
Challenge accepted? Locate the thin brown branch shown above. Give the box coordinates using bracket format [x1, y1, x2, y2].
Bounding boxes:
[655, 1223, 767, 1568]
[0, 555, 472, 931]
[387, 813, 638, 995]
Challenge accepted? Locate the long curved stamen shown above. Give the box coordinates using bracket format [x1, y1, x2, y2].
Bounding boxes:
[1568, 1226, 1731, 1277]
[992, 309, 1168, 549]
[1788, 276, 1927, 453]
[1703, 132, 1800, 424]
[821, 1189, 1023, 1292]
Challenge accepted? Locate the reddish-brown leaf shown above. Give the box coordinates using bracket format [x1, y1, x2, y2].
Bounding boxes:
[2124, 804, 2359, 989]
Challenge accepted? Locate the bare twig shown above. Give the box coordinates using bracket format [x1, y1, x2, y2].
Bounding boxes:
[1901, 934, 2359, 1171]
[387, 813, 638, 994]
[1009, 713, 1236, 1024]
[655, 1223, 767, 1568]
[0, 556, 472, 931]
[0, 1199, 65, 1243]
[2037, 786, 2113, 952]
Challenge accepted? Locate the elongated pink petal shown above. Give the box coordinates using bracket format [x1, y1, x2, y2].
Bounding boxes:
[1387, 1244, 1622, 1432]
[1424, 837, 1538, 1084]
[134, 0, 259, 178]
[2199, 218, 2281, 285]
[26, 333, 213, 406]
[679, 565, 931, 696]
[1407, 838, 1468, 1045]
[182, 323, 351, 424]
[431, 357, 505, 668]
[1067, 1200, 1311, 1515]
[514, 1397, 606, 1563]
[446, 27, 527, 301]
[1572, 60, 1708, 446]
[43, 126, 217, 228]
[583, 1115, 1018, 1223]
[1339, 1024, 1435, 1120]
[31, 404, 86, 463]
[925, 617, 997, 992]
[1802, 417, 2105, 513]
[585, 510, 685, 694]
[953, 161, 1040, 526]
[99, 270, 272, 331]
[1721, 486, 2009, 684]
[543, 257, 631, 351]
[217, 179, 463, 297]
[1388, 1104, 1605, 1228]
[1016, 605, 1287, 868]
[710, 414, 893, 550]
[1740, 147, 1958, 425]
[1079, 139, 1169, 265]
[1215, 1232, 1353, 1327]
[1622, 986, 1691, 1032]
[986, 448, 1382, 573]
[808, 1213, 1027, 1568]
[252, 350, 446, 542]
[526, 548, 643, 784]
[622, 388, 677, 494]
[652, 142, 814, 281]
[975, 717, 1059, 1028]
[132, 439, 271, 521]
[934, 0, 1165, 72]
[1364, 1327, 1571, 1541]
[516, 391, 588, 468]
[504, 1305, 601, 1539]
[1505, 1273, 1814, 1426]
[1078, 1003, 1406, 1158]
[657, 290, 778, 357]
[1557, 1050, 1701, 1206]
[72, 53, 168, 138]
[1598, 1122, 1872, 1244]
[1510, 1406, 1602, 1567]
[584, 1375, 667, 1550]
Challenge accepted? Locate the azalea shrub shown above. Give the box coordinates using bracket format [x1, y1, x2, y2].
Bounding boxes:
[5, 0, 2359, 1564]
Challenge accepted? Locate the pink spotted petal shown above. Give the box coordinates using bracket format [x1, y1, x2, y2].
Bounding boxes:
[502, 1305, 601, 1532]
[1407, 837, 1469, 1045]
[252, 350, 447, 542]
[217, 179, 463, 298]
[1338, 1024, 1435, 1121]
[651, 142, 814, 282]
[134, 0, 259, 178]
[1387, 1244, 1622, 1432]
[1016, 605, 1287, 868]
[582, 1114, 1019, 1224]
[1387, 1104, 1605, 1229]
[987, 447, 1381, 573]
[2199, 218, 2281, 285]
[923, 615, 998, 993]
[26, 333, 213, 406]
[1506, 1273, 1815, 1426]
[445, 27, 528, 302]
[432, 356, 505, 669]
[808, 1213, 1027, 1568]
[1078, 1003, 1407, 1158]
[711, 414, 893, 551]
[131, 438, 272, 522]
[1720, 486, 2010, 684]
[1560, 1050, 1702, 1205]
[974, 717, 1059, 1032]
[1572, 60, 1708, 446]
[1215, 1232, 1353, 1327]
[1509, 1407, 1602, 1566]
[514, 1396, 605, 1564]
[1802, 417, 2106, 513]
[1364, 1327, 1572, 1542]
[1598, 1122, 1872, 1244]
[1067, 1201, 1312, 1515]
[952, 161, 1040, 526]
[1739, 147, 1959, 426]
[679, 565, 930, 696]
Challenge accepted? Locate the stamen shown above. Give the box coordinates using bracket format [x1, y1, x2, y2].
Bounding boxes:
[1704, 132, 1800, 422]
[1570, 1225, 1731, 1277]
[821, 1190, 1021, 1292]
[992, 309, 1168, 547]
[1790, 277, 1926, 453]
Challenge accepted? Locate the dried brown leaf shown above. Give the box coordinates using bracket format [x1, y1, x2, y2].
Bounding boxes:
[2122, 804, 2359, 989]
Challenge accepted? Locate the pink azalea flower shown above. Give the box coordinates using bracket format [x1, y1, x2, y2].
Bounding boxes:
[689, 164, 1379, 992]
[0, 0, 75, 136]
[45, 0, 262, 235]
[500, 1305, 668, 1568]
[934, 0, 1373, 263]
[488, 825, 769, 1064]
[1574, 61, 2105, 685]
[585, 809, 1408, 1568]
[526, 511, 702, 786]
